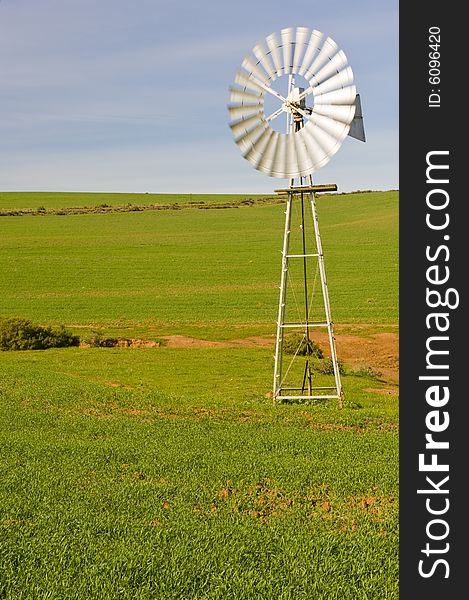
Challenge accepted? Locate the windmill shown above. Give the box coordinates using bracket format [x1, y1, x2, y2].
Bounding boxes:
[228, 27, 365, 405]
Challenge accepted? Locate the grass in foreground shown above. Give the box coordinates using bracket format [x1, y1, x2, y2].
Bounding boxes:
[0, 346, 398, 599]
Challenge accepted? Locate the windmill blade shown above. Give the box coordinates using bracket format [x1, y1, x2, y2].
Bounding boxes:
[280, 27, 294, 74]
[304, 36, 339, 79]
[234, 70, 265, 94]
[311, 50, 349, 87]
[314, 85, 357, 105]
[265, 31, 283, 77]
[256, 131, 280, 175]
[307, 112, 350, 142]
[228, 104, 263, 121]
[270, 135, 287, 177]
[229, 86, 263, 104]
[297, 126, 330, 172]
[230, 112, 265, 138]
[252, 42, 276, 79]
[312, 103, 356, 125]
[298, 29, 323, 77]
[299, 60, 353, 101]
[243, 127, 275, 164]
[294, 129, 315, 175]
[304, 121, 343, 161]
[235, 121, 269, 154]
[241, 54, 271, 85]
[285, 132, 300, 175]
[236, 69, 287, 102]
[312, 67, 354, 96]
[292, 27, 311, 73]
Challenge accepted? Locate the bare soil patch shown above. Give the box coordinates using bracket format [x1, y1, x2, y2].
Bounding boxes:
[161, 334, 272, 349]
[332, 331, 399, 383]
[161, 335, 226, 348]
[162, 326, 399, 382]
[80, 337, 160, 349]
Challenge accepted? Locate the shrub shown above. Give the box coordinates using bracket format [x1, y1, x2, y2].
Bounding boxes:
[349, 364, 383, 379]
[283, 333, 323, 358]
[83, 330, 118, 348]
[0, 317, 79, 351]
[312, 357, 345, 375]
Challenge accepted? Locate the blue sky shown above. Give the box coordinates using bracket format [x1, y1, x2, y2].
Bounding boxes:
[0, 0, 398, 193]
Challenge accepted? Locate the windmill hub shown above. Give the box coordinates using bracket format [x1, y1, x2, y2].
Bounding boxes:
[282, 101, 299, 116]
[283, 89, 306, 115]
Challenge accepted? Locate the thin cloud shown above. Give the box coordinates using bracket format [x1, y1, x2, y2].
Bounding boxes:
[0, 0, 398, 193]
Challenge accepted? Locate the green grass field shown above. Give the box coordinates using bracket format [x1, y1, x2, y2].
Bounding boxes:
[0, 191, 397, 338]
[0, 191, 399, 599]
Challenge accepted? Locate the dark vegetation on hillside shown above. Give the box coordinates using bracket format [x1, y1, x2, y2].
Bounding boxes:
[0, 197, 282, 217]
[0, 190, 386, 217]
[0, 317, 79, 350]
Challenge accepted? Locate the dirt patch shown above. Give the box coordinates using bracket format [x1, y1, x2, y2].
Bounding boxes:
[215, 480, 294, 520]
[161, 335, 226, 348]
[161, 334, 273, 349]
[116, 338, 159, 348]
[80, 337, 160, 349]
[295, 330, 398, 382]
[336, 332, 398, 383]
[162, 327, 399, 383]
[347, 495, 397, 520]
[208, 481, 397, 524]
[121, 408, 150, 416]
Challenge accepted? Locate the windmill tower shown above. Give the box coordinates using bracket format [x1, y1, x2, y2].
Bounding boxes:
[228, 27, 365, 404]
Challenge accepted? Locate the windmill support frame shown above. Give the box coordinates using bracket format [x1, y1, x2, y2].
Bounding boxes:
[272, 183, 344, 406]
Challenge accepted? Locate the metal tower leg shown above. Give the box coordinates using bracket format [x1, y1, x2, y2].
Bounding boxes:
[309, 189, 344, 406]
[273, 192, 293, 398]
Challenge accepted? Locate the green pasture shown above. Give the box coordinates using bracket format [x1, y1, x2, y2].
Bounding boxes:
[0, 191, 399, 598]
[0, 349, 398, 599]
[0, 191, 398, 338]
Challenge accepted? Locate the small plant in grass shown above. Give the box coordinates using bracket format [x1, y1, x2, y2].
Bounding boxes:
[349, 364, 383, 380]
[0, 317, 79, 350]
[283, 333, 323, 358]
[83, 330, 118, 348]
[312, 357, 345, 375]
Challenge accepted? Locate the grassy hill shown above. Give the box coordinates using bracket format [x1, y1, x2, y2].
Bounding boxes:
[0, 191, 399, 599]
[0, 191, 397, 338]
